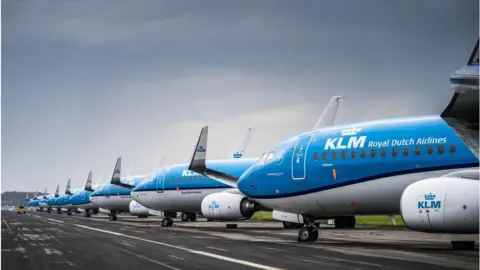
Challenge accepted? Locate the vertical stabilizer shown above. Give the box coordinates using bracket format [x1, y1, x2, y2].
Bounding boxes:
[312, 96, 343, 130]
[231, 127, 254, 159]
[110, 157, 122, 185]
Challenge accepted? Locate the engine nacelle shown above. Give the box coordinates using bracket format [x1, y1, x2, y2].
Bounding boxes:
[201, 192, 257, 221]
[129, 200, 150, 217]
[400, 177, 479, 234]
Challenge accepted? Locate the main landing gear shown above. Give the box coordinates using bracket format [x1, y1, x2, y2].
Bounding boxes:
[109, 210, 117, 221]
[298, 223, 319, 242]
[161, 217, 173, 227]
[66, 209, 72, 216]
[180, 212, 197, 222]
[84, 209, 91, 218]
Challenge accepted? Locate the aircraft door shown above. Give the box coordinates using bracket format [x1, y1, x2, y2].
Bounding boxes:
[156, 171, 165, 193]
[291, 134, 314, 180]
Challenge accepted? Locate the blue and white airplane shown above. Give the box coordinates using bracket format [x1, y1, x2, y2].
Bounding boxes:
[103, 127, 255, 223]
[68, 171, 101, 217]
[89, 157, 150, 220]
[131, 103, 343, 227]
[46, 185, 61, 213]
[187, 39, 479, 249]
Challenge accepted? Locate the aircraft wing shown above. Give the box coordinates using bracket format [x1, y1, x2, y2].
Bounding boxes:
[109, 157, 135, 189]
[188, 126, 240, 188]
[84, 171, 94, 192]
[311, 96, 343, 130]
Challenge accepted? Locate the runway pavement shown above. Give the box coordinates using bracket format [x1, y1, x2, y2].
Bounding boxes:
[2, 210, 478, 270]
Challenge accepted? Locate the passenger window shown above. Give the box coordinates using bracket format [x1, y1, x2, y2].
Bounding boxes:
[322, 152, 328, 160]
[415, 146, 421, 156]
[438, 145, 444, 155]
[392, 147, 398, 157]
[351, 150, 356, 159]
[449, 144, 456, 154]
[341, 150, 346, 159]
[403, 147, 409, 156]
[380, 148, 386, 157]
[332, 151, 337, 160]
[313, 152, 319, 161]
[360, 149, 366, 158]
[370, 149, 376, 158]
[427, 146, 433, 155]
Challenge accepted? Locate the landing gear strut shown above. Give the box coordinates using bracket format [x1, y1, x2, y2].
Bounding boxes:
[84, 209, 91, 217]
[57, 208, 62, 214]
[161, 217, 173, 227]
[297, 224, 319, 242]
[181, 212, 197, 222]
[109, 210, 117, 221]
[67, 209, 72, 216]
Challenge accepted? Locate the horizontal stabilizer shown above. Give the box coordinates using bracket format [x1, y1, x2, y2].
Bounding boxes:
[65, 179, 73, 195]
[312, 96, 343, 130]
[188, 126, 239, 188]
[85, 171, 94, 192]
[110, 157, 134, 189]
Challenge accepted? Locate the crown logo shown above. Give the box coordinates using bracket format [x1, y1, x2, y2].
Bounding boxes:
[197, 145, 206, 152]
[424, 192, 436, 201]
[233, 152, 242, 159]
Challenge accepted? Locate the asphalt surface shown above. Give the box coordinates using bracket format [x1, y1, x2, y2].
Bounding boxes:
[2, 210, 478, 270]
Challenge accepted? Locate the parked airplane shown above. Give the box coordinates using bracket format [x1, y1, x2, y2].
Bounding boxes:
[106, 127, 255, 223]
[187, 39, 479, 250]
[68, 171, 101, 217]
[131, 98, 343, 227]
[46, 185, 61, 213]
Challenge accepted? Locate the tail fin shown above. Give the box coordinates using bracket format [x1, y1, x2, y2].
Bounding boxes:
[54, 185, 60, 197]
[25, 193, 30, 201]
[231, 127, 254, 159]
[85, 171, 94, 192]
[65, 179, 72, 195]
[34, 191, 38, 198]
[312, 96, 343, 130]
[43, 188, 48, 199]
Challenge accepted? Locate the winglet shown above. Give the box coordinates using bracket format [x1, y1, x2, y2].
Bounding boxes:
[312, 96, 343, 131]
[110, 157, 134, 189]
[231, 127, 254, 159]
[54, 185, 60, 197]
[188, 126, 239, 188]
[65, 179, 73, 195]
[85, 171, 94, 192]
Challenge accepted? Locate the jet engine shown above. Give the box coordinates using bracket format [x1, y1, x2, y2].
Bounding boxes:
[200, 192, 258, 221]
[400, 177, 479, 233]
[129, 200, 149, 218]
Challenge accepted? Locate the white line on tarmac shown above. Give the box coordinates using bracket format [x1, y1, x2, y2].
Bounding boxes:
[2, 218, 12, 230]
[73, 223, 283, 270]
[117, 247, 180, 270]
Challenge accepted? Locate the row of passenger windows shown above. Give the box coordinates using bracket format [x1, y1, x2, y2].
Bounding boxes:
[313, 144, 456, 161]
[165, 176, 213, 182]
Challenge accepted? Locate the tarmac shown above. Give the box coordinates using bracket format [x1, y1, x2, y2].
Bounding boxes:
[2, 210, 479, 270]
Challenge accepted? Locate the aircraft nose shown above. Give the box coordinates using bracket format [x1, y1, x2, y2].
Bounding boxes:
[237, 173, 252, 196]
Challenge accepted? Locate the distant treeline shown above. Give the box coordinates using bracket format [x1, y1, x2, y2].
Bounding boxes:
[1, 191, 44, 206]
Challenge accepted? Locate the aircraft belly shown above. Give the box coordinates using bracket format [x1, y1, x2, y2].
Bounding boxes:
[91, 196, 131, 211]
[267, 168, 474, 216]
[75, 202, 97, 209]
[149, 189, 221, 212]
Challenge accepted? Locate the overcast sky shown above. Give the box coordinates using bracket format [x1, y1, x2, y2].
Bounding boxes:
[2, 0, 478, 192]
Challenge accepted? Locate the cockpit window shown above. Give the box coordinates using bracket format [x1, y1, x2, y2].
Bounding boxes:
[258, 153, 267, 163]
[264, 152, 276, 163]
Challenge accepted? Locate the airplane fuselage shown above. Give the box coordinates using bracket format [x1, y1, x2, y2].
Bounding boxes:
[236, 115, 479, 217]
[131, 159, 257, 212]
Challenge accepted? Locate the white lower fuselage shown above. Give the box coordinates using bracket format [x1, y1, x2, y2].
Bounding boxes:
[132, 188, 226, 213]
[257, 168, 478, 218]
[90, 195, 131, 212]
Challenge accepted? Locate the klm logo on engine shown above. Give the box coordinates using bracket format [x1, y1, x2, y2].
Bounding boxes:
[209, 200, 219, 209]
[181, 170, 201, 177]
[418, 192, 441, 209]
[324, 136, 367, 150]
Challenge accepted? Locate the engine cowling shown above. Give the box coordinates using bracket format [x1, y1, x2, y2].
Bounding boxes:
[129, 200, 150, 217]
[400, 177, 479, 234]
[201, 192, 257, 221]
